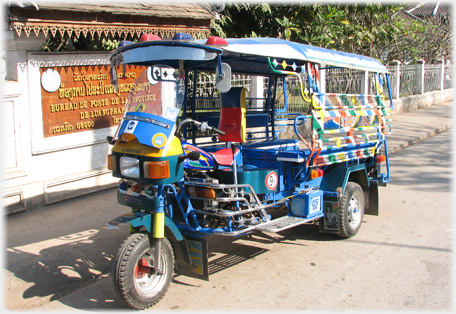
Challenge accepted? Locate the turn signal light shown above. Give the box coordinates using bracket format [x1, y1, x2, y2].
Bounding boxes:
[118, 180, 129, 194]
[144, 185, 156, 199]
[310, 168, 324, 179]
[107, 154, 117, 171]
[144, 160, 170, 179]
[131, 182, 142, 196]
[377, 155, 387, 163]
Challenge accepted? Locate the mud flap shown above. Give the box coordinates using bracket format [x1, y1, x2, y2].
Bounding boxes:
[365, 180, 379, 216]
[175, 234, 209, 281]
[319, 196, 340, 234]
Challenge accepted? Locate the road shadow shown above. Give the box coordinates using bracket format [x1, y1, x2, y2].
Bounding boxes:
[5, 196, 133, 311]
[5, 226, 132, 310]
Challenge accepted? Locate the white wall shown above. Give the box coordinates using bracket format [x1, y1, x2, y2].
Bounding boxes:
[2, 31, 118, 213]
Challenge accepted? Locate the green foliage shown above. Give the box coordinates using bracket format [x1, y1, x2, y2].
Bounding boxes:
[41, 33, 133, 52]
[212, 3, 452, 64]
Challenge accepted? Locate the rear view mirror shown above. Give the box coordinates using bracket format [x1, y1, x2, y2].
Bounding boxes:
[216, 62, 231, 93]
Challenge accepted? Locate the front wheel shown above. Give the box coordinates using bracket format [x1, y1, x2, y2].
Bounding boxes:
[337, 182, 365, 238]
[113, 233, 174, 310]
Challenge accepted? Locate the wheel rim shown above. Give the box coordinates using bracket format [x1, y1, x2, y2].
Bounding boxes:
[347, 194, 361, 227]
[134, 246, 169, 296]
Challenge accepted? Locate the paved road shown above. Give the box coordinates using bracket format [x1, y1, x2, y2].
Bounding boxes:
[3, 128, 450, 312]
[3, 102, 453, 311]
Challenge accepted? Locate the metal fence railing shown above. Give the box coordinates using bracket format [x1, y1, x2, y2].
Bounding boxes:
[387, 61, 452, 98]
[189, 61, 452, 113]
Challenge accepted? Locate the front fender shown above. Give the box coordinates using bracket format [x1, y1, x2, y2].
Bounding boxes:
[107, 212, 183, 241]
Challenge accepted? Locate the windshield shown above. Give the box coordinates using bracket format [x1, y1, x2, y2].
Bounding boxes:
[112, 65, 185, 145]
[124, 65, 184, 121]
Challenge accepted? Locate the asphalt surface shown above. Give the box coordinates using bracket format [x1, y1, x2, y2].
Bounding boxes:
[2, 101, 453, 311]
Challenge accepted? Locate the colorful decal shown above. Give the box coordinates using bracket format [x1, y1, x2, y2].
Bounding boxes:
[182, 143, 214, 170]
[165, 107, 180, 120]
[186, 239, 204, 275]
[134, 103, 146, 112]
[184, 236, 209, 280]
[265, 171, 278, 190]
[124, 120, 138, 134]
[315, 146, 376, 166]
[152, 133, 167, 148]
[310, 195, 322, 216]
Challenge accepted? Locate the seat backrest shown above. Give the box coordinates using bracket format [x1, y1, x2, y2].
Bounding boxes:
[218, 87, 247, 143]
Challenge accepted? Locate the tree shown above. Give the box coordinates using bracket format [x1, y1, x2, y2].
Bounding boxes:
[212, 2, 452, 64]
[41, 32, 131, 52]
[387, 12, 452, 64]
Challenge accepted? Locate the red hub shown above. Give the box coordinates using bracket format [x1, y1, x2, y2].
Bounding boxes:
[135, 258, 154, 278]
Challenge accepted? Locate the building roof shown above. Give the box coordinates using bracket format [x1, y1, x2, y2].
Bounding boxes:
[405, 2, 452, 17]
[8, 1, 215, 39]
[19, 1, 215, 19]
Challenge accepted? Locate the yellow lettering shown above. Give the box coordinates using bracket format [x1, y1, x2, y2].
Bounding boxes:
[52, 122, 73, 134]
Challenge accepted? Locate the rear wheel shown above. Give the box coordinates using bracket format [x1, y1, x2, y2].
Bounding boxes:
[337, 182, 364, 238]
[113, 233, 174, 310]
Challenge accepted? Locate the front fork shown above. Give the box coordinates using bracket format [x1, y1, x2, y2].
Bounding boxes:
[129, 196, 166, 275]
[152, 209, 165, 275]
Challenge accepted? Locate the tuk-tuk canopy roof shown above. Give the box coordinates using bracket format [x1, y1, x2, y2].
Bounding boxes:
[110, 37, 388, 74]
[218, 38, 387, 73]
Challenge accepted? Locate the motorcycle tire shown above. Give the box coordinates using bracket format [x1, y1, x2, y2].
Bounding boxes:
[113, 232, 174, 310]
[337, 182, 365, 238]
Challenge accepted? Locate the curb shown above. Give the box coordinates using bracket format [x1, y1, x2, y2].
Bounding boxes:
[388, 124, 452, 155]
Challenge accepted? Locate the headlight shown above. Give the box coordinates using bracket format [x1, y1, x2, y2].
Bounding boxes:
[120, 157, 140, 179]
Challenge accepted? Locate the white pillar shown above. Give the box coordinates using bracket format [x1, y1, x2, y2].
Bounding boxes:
[250, 76, 264, 109]
[438, 59, 444, 91]
[417, 59, 425, 95]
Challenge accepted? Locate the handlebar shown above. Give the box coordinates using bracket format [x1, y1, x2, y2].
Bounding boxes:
[176, 119, 225, 137]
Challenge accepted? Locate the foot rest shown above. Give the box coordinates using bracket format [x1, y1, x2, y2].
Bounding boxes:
[255, 216, 312, 233]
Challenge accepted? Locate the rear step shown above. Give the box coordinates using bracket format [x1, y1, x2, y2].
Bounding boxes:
[255, 216, 313, 233]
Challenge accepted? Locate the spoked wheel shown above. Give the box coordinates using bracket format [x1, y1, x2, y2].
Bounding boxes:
[337, 182, 365, 238]
[113, 233, 174, 310]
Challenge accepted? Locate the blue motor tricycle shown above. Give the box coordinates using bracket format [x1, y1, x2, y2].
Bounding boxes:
[106, 34, 392, 309]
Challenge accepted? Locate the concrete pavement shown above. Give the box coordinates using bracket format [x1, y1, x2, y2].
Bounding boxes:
[2, 100, 453, 311]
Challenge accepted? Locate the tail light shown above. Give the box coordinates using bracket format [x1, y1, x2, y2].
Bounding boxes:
[187, 186, 216, 199]
[376, 155, 387, 163]
[310, 168, 324, 179]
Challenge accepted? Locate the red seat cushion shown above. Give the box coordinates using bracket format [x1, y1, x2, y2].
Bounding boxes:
[209, 148, 240, 166]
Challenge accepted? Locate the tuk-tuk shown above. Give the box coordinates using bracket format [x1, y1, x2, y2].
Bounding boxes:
[106, 34, 392, 309]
